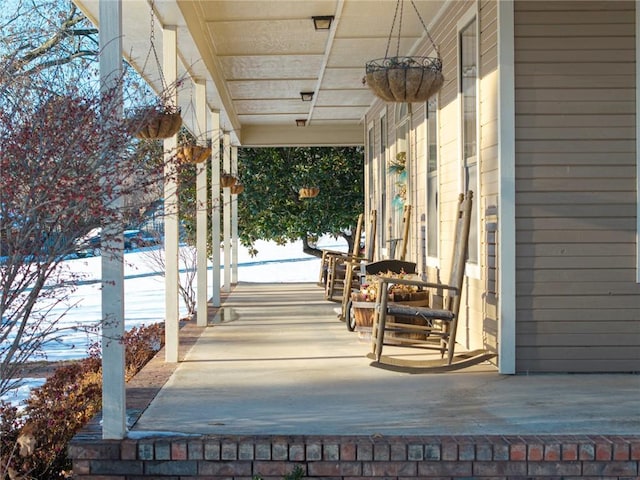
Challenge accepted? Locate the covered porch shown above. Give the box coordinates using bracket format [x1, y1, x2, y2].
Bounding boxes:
[69, 281, 640, 479]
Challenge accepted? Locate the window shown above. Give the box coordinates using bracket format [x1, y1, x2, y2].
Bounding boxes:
[426, 98, 439, 261]
[460, 15, 479, 268]
[394, 104, 410, 256]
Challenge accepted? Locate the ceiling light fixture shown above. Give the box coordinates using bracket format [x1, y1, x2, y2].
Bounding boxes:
[296, 119, 307, 127]
[300, 91, 314, 101]
[312, 15, 334, 30]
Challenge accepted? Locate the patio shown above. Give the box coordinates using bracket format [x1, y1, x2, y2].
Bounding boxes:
[69, 282, 640, 479]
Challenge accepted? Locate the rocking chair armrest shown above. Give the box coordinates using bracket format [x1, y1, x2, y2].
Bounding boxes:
[374, 275, 459, 293]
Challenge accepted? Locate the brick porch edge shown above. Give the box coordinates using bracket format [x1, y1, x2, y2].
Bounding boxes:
[69, 433, 640, 479]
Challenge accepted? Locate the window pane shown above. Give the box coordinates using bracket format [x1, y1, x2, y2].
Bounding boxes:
[426, 98, 438, 258]
[460, 17, 478, 265]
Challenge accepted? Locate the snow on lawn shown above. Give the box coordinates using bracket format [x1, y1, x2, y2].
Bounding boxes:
[2, 237, 346, 405]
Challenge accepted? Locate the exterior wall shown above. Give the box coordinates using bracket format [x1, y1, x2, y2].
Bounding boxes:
[364, 0, 499, 357]
[514, 1, 640, 372]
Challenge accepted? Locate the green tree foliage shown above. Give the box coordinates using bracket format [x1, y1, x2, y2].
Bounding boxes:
[236, 147, 364, 256]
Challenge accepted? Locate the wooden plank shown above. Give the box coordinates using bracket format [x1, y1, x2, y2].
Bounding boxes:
[516, 204, 636, 218]
[516, 139, 634, 153]
[516, 281, 640, 296]
[516, 333, 640, 347]
[516, 308, 640, 322]
[516, 357, 639, 373]
[515, 1, 631, 13]
[516, 294, 640, 309]
[516, 113, 634, 128]
[517, 320, 640, 335]
[517, 346, 639, 361]
[516, 164, 635, 179]
[516, 178, 635, 192]
[516, 257, 634, 270]
[515, 267, 635, 283]
[515, 10, 632, 25]
[516, 75, 633, 89]
[516, 36, 633, 51]
[516, 49, 634, 63]
[517, 216, 635, 230]
[516, 229, 634, 244]
[516, 153, 634, 167]
[516, 101, 634, 115]
[516, 243, 635, 256]
[516, 24, 634, 37]
[516, 126, 635, 140]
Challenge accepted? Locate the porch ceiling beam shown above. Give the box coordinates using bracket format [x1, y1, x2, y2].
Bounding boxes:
[239, 124, 364, 147]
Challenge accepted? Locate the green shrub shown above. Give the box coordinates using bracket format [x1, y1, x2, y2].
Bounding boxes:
[1, 322, 165, 479]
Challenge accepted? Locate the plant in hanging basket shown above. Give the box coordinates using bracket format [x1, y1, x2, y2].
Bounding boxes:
[299, 186, 320, 199]
[230, 183, 244, 195]
[365, 56, 444, 103]
[131, 104, 182, 140]
[220, 172, 237, 188]
[176, 144, 211, 164]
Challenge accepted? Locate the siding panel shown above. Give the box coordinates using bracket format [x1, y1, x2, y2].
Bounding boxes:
[514, 0, 640, 373]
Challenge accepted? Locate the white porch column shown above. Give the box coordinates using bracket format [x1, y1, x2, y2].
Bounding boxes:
[210, 111, 221, 306]
[195, 81, 208, 327]
[223, 133, 231, 292]
[497, 0, 516, 374]
[231, 146, 239, 284]
[99, 0, 126, 440]
[163, 25, 180, 363]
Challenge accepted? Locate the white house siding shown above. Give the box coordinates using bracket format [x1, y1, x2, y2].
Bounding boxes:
[364, 0, 500, 357]
[514, 1, 640, 372]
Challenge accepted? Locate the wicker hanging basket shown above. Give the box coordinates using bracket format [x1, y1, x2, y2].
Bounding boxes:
[365, 56, 444, 103]
[176, 144, 211, 164]
[364, 0, 444, 103]
[221, 173, 237, 188]
[230, 183, 244, 195]
[133, 107, 182, 139]
[299, 187, 320, 199]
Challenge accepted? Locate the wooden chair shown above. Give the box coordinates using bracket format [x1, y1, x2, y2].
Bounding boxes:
[367, 191, 496, 372]
[337, 210, 377, 323]
[323, 213, 364, 301]
[341, 205, 411, 329]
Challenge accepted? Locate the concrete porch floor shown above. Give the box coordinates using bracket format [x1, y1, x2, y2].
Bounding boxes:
[131, 282, 639, 437]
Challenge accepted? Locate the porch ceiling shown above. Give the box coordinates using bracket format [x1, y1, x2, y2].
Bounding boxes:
[73, 0, 445, 146]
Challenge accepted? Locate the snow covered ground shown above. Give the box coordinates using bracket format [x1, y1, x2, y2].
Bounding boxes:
[1, 237, 346, 405]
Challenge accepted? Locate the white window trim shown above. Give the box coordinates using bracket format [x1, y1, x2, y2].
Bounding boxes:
[366, 120, 375, 215]
[457, 5, 481, 279]
[636, 0, 640, 282]
[425, 97, 440, 268]
[378, 109, 388, 258]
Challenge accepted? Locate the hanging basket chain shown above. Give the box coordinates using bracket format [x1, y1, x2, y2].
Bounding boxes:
[142, 0, 170, 101]
[409, 0, 440, 58]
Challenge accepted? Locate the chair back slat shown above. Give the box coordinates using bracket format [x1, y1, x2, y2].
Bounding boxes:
[445, 191, 473, 323]
[351, 213, 364, 257]
[364, 210, 377, 260]
[396, 204, 411, 261]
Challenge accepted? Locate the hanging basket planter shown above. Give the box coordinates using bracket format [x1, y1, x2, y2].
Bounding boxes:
[133, 106, 182, 140]
[364, 0, 444, 103]
[365, 56, 444, 103]
[220, 173, 237, 188]
[176, 144, 211, 164]
[230, 183, 244, 195]
[299, 187, 320, 199]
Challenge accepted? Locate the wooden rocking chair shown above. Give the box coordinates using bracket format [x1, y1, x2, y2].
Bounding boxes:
[341, 205, 411, 329]
[323, 213, 364, 301]
[367, 191, 496, 372]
